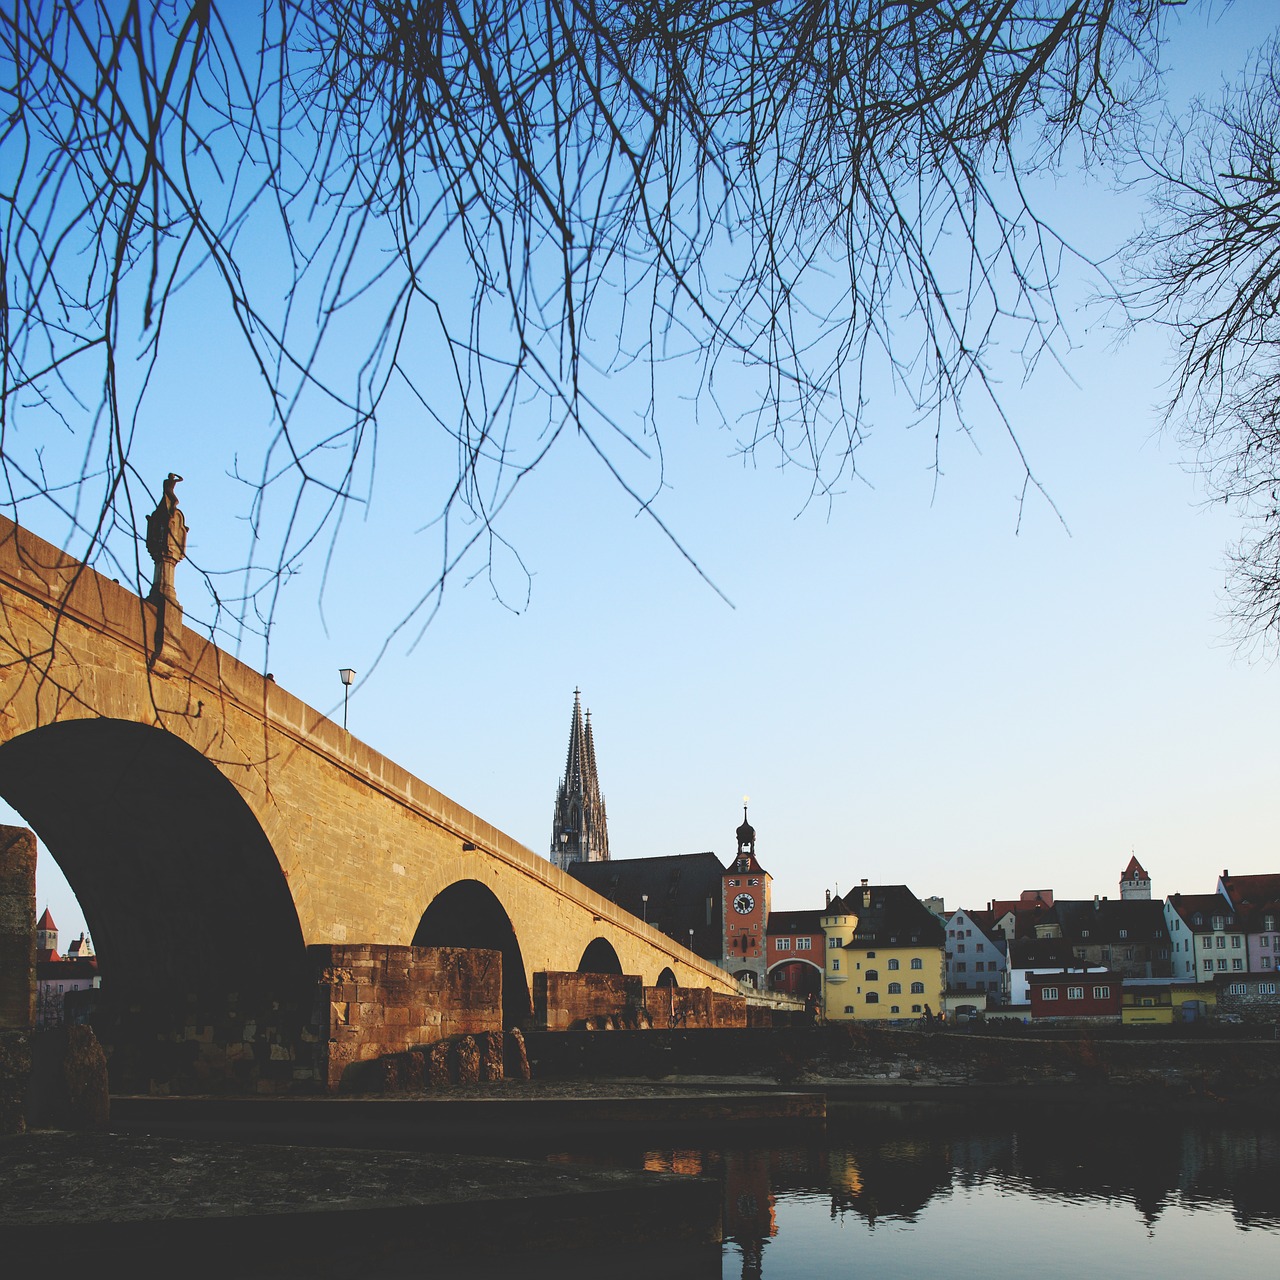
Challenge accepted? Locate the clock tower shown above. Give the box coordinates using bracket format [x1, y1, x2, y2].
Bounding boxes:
[721, 803, 771, 988]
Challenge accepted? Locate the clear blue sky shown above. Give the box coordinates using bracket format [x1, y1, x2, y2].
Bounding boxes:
[19, 3, 1278, 944]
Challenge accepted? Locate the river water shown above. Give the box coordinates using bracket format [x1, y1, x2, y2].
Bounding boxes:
[519, 1104, 1280, 1279]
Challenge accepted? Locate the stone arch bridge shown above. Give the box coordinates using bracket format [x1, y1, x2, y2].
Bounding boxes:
[0, 516, 739, 1088]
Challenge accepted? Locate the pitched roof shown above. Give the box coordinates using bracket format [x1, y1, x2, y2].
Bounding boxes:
[836, 884, 945, 948]
[1165, 893, 1236, 932]
[767, 908, 824, 935]
[1122, 855, 1149, 881]
[1052, 898, 1168, 945]
[1218, 873, 1280, 925]
[36, 907, 56, 931]
[568, 852, 724, 959]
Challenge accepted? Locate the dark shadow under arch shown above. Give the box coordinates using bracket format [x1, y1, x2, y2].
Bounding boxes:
[656, 966, 677, 988]
[0, 718, 309, 1036]
[577, 937, 622, 975]
[767, 958, 822, 999]
[413, 879, 532, 1026]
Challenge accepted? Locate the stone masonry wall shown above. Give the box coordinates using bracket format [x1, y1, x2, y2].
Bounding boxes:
[0, 826, 36, 1131]
[313, 944, 502, 1091]
[533, 971, 645, 1031]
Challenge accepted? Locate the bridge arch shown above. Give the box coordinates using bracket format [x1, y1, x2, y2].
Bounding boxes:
[412, 879, 532, 1026]
[656, 966, 677, 988]
[577, 937, 622, 975]
[767, 957, 822, 999]
[0, 718, 308, 1021]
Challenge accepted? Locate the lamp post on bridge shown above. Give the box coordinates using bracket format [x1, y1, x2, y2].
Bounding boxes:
[339, 667, 355, 730]
[641, 893, 648, 923]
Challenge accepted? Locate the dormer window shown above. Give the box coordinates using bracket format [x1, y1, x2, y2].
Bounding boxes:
[1212, 916, 1225, 931]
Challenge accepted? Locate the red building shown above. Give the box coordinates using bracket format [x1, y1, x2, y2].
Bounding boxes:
[766, 909, 824, 1000]
[1028, 969, 1121, 1020]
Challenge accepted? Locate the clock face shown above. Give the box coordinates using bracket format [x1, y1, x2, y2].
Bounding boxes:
[733, 892, 755, 915]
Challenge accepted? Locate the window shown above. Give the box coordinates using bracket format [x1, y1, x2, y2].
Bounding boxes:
[1067, 987, 1084, 1000]
[828, 937, 842, 949]
[1227, 983, 1247, 995]
[1093, 986, 1110, 1000]
[957, 943, 965, 953]
[1262, 957, 1272, 970]
[1263, 936, 1272, 948]
[1081, 930, 1090, 938]
[1217, 936, 1226, 949]
[1042, 987, 1059, 1001]
[866, 951, 876, 958]
[1118, 929, 1128, 939]
[948, 929, 956, 937]
[1264, 915, 1276, 932]
[1217, 958, 1228, 971]
[1203, 959, 1213, 972]
[887, 958, 899, 970]
[1232, 935, 1242, 949]
[748, 878, 759, 886]
[976, 942, 985, 953]
[796, 937, 811, 950]
[844, 1005, 855, 1013]
[1212, 915, 1225, 931]
[831, 957, 841, 972]
[911, 1004, 922, 1013]
[776, 937, 791, 951]
[910, 982, 924, 994]
[890, 1005, 900, 1014]
[729, 879, 739, 887]
[888, 982, 901, 994]
[956, 961, 966, 972]
[966, 928, 972, 937]
[1260, 983, 1277, 996]
[866, 970, 879, 982]
[1232, 958, 1244, 970]
[866, 992, 879, 1004]
[910, 958, 923, 970]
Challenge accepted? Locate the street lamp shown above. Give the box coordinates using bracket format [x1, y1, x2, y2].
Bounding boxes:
[641, 893, 648, 923]
[688, 927, 695, 951]
[338, 667, 356, 730]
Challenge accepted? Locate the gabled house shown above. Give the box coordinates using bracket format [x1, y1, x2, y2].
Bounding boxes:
[1164, 892, 1247, 982]
[1051, 898, 1172, 979]
[943, 908, 1006, 1004]
[1216, 870, 1280, 975]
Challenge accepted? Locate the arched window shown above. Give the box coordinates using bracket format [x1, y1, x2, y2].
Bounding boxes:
[888, 982, 901, 994]
[865, 969, 878, 982]
[866, 991, 879, 1004]
[887, 958, 900, 970]
[910, 957, 923, 970]
[890, 1005, 900, 1013]
[910, 981, 925, 994]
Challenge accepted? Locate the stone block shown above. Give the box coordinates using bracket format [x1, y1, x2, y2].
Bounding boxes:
[453, 1035, 480, 1085]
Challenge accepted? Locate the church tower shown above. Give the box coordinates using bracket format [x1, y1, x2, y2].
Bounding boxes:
[721, 803, 771, 988]
[550, 689, 610, 871]
[1119, 855, 1151, 901]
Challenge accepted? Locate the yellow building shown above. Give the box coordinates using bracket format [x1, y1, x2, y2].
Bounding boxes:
[1121, 979, 1217, 1026]
[820, 882, 946, 1022]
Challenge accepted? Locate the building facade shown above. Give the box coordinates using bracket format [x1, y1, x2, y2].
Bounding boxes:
[820, 882, 945, 1021]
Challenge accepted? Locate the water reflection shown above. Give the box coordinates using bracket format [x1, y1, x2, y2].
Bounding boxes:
[561, 1109, 1280, 1279]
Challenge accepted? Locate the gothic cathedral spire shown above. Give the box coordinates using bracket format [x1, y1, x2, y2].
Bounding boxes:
[550, 688, 611, 870]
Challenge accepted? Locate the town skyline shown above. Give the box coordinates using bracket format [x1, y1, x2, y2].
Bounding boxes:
[11, 3, 1278, 942]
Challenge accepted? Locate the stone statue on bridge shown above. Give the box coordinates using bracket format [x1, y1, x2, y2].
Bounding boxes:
[146, 472, 187, 607]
